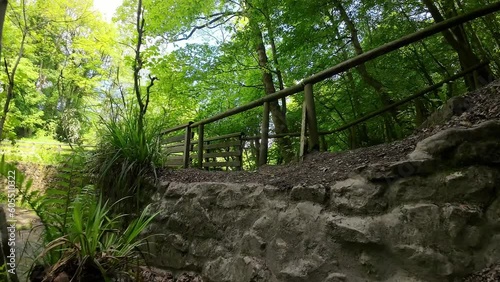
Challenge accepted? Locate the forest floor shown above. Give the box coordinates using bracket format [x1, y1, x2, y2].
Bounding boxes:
[160, 79, 500, 190]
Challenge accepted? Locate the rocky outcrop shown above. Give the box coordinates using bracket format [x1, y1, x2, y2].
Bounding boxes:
[145, 120, 500, 282]
[419, 96, 471, 128]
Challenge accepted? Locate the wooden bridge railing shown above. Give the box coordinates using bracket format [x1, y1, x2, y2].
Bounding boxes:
[160, 122, 193, 168]
[197, 132, 244, 170]
[161, 123, 244, 170]
[160, 2, 500, 169]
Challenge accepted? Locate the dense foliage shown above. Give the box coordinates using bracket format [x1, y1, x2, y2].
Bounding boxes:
[0, 0, 499, 162]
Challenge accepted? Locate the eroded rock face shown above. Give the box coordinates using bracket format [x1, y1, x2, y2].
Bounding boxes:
[419, 96, 471, 129]
[145, 120, 500, 282]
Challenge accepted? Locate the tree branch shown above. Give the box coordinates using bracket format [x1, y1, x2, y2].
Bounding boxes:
[173, 13, 239, 42]
[144, 75, 158, 114]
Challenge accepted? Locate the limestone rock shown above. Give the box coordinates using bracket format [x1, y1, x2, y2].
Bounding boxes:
[146, 155, 500, 282]
[164, 182, 190, 198]
[327, 216, 377, 244]
[330, 176, 386, 214]
[290, 184, 326, 204]
[356, 159, 435, 181]
[420, 96, 471, 128]
[240, 231, 267, 257]
[325, 272, 347, 282]
[441, 204, 482, 240]
[202, 256, 274, 282]
[278, 259, 320, 281]
[486, 197, 500, 226]
[387, 166, 496, 205]
[409, 120, 500, 161]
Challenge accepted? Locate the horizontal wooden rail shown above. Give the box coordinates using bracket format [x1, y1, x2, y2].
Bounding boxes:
[204, 151, 242, 158]
[202, 161, 241, 168]
[204, 140, 241, 150]
[160, 122, 192, 135]
[188, 3, 500, 128]
[205, 132, 243, 142]
[241, 61, 489, 140]
[166, 145, 185, 154]
[163, 134, 186, 143]
[165, 157, 184, 167]
[320, 61, 490, 135]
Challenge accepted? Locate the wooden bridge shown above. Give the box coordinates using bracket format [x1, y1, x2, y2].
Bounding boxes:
[160, 3, 500, 170]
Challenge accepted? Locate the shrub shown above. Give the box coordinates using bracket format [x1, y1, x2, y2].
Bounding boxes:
[39, 198, 158, 281]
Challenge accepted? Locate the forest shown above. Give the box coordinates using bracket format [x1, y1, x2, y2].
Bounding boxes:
[0, 0, 499, 281]
[0, 0, 498, 166]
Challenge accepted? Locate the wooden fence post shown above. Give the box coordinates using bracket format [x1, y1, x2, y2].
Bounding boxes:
[197, 124, 204, 169]
[238, 133, 244, 171]
[204, 140, 211, 171]
[259, 102, 270, 166]
[472, 69, 479, 90]
[320, 135, 327, 151]
[304, 83, 319, 151]
[183, 122, 193, 168]
[299, 100, 308, 160]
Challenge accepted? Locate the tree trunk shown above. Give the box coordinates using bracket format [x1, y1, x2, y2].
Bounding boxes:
[248, 16, 293, 163]
[421, 0, 493, 89]
[0, 0, 8, 140]
[0, 0, 7, 59]
[0, 80, 14, 140]
[333, 1, 399, 141]
[262, 1, 286, 114]
[345, 71, 369, 148]
[134, 0, 146, 134]
[0, 28, 27, 140]
[414, 98, 427, 127]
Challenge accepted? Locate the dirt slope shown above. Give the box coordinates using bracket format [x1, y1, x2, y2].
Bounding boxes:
[159, 79, 500, 189]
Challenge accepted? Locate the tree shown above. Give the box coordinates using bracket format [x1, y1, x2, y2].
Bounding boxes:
[331, 0, 401, 141]
[0, 0, 28, 140]
[132, 0, 157, 135]
[0, 0, 118, 142]
[245, 1, 293, 162]
[0, 0, 7, 58]
[421, 0, 493, 89]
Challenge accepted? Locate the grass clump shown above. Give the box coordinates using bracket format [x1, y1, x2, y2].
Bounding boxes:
[88, 109, 164, 214]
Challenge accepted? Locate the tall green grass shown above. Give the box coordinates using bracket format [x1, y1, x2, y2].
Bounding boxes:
[0, 140, 71, 165]
[88, 109, 164, 214]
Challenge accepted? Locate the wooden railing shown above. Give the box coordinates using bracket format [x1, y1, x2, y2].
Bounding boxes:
[199, 132, 244, 170]
[161, 124, 244, 170]
[161, 122, 194, 168]
[160, 2, 500, 169]
[241, 61, 490, 140]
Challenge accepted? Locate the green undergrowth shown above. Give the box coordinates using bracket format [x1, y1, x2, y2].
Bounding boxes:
[0, 150, 159, 281]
